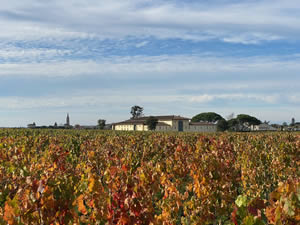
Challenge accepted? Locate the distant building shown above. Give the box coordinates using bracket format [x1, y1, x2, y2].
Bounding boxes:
[231, 123, 251, 132]
[66, 113, 70, 125]
[64, 113, 72, 128]
[251, 123, 277, 131]
[284, 122, 300, 131]
[294, 123, 300, 131]
[27, 122, 36, 128]
[112, 115, 217, 132]
[26, 114, 74, 129]
[291, 118, 295, 126]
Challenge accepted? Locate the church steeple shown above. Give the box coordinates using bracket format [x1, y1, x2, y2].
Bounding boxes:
[66, 113, 70, 126]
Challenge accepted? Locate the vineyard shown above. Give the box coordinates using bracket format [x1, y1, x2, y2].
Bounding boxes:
[0, 129, 299, 224]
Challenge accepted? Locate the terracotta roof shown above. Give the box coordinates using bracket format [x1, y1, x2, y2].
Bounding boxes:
[152, 115, 190, 120]
[113, 119, 146, 125]
[128, 115, 190, 120]
[189, 122, 216, 126]
[113, 115, 190, 125]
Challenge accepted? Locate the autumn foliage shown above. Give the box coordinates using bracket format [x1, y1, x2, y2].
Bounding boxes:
[0, 129, 299, 224]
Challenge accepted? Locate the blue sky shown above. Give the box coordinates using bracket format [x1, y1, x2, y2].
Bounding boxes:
[0, 0, 299, 126]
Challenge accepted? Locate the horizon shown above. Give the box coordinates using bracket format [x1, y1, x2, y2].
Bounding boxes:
[0, 0, 299, 127]
[1, 111, 297, 128]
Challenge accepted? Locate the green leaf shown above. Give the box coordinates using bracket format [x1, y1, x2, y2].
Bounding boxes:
[236, 195, 248, 208]
[242, 215, 255, 225]
[283, 200, 295, 216]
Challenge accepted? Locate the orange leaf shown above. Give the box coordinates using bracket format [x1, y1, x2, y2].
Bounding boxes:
[77, 195, 87, 215]
[88, 177, 95, 192]
[121, 164, 128, 172]
[118, 214, 130, 224]
[3, 202, 15, 225]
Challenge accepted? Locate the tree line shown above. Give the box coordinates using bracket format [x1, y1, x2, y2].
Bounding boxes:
[191, 112, 261, 131]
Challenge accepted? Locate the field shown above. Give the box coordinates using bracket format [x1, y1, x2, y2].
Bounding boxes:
[0, 129, 299, 224]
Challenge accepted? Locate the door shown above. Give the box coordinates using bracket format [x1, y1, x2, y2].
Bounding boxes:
[178, 121, 183, 132]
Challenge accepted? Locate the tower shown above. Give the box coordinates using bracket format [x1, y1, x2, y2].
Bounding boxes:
[66, 113, 70, 126]
[291, 118, 295, 126]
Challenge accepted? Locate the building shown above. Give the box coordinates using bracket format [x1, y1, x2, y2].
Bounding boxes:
[66, 113, 70, 126]
[27, 122, 36, 128]
[291, 118, 295, 126]
[284, 122, 300, 131]
[112, 115, 217, 132]
[251, 123, 277, 131]
[294, 122, 300, 131]
[64, 113, 72, 128]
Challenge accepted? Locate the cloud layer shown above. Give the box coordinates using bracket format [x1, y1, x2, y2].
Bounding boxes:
[1, 0, 300, 42]
[0, 0, 299, 126]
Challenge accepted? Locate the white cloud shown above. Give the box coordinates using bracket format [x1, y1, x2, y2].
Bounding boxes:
[288, 95, 300, 103]
[135, 41, 149, 48]
[0, 47, 71, 62]
[188, 94, 281, 104]
[1, 0, 300, 43]
[189, 94, 215, 103]
[0, 92, 298, 126]
[0, 92, 296, 111]
[222, 33, 282, 44]
[0, 21, 96, 41]
[0, 94, 181, 110]
[1, 54, 300, 78]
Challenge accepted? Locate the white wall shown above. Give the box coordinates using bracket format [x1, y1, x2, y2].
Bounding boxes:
[114, 119, 217, 132]
[188, 125, 217, 132]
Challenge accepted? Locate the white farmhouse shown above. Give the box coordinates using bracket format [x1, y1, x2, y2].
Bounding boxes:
[112, 115, 217, 132]
[251, 123, 277, 131]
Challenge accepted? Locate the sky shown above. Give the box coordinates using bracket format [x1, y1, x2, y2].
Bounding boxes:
[0, 0, 299, 127]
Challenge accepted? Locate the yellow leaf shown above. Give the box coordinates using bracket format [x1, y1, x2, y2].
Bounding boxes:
[140, 172, 146, 182]
[88, 177, 95, 192]
[160, 174, 167, 185]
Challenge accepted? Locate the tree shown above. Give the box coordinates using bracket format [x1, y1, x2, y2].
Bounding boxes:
[226, 114, 260, 132]
[217, 119, 228, 131]
[227, 118, 239, 131]
[191, 112, 223, 123]
[146, 116, 158, 131]
[130, 105, 144, 119]
[98, 119, 106, 130]
[236, 114, 261, 126]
